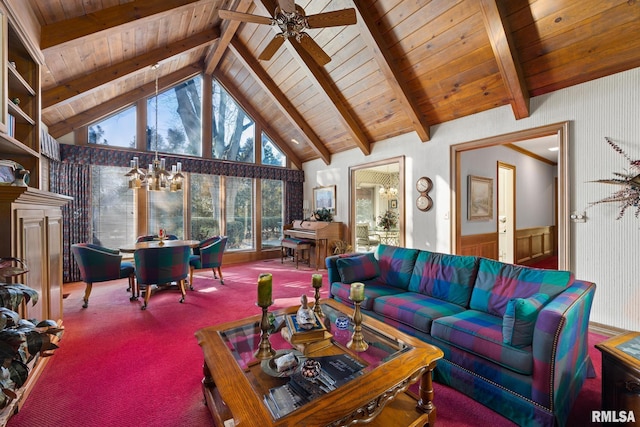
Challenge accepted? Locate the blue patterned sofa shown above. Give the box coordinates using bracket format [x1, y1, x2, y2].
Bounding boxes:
[326, 244, 596, 427]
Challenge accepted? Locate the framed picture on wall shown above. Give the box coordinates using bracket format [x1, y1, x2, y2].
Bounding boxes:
[468, 175, 493, 221]
[390, 199, 398, 209]
[313, 185, 336, 213]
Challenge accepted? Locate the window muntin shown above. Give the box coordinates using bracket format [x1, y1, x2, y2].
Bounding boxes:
[88, 106, 136, 148]
[91, 166, 135, 248]
[261, 179, 283, 248]
[225, 177, 254, 250]
[147, 75, 203, 157]
[190, 173, 221, 241]
[261, 133, 286, 166]
[212, 80, 255, 163]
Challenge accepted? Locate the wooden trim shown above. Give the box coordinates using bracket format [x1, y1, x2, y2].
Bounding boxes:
[505, 143, 557, 166]
[459, 232, 497, 259]
[515, 225, 555, 265]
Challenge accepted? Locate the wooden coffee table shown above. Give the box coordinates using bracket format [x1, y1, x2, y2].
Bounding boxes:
[195, 299, 444, 426]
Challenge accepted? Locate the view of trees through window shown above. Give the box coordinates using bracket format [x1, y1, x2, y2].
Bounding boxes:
[190, 173, 221, 241]
[88, 105, 136, 148]
[91, 166, 135, 249]
[262, 179, 283, 248]
[262, 133, 285, 166]
[212, 80, 255, 162]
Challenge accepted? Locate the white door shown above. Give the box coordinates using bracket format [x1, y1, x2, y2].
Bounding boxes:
[498, 162, 515, 263]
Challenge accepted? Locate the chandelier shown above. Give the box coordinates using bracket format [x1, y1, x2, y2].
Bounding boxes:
[379, 185, 398, 199]
[125, 63, 184, 191]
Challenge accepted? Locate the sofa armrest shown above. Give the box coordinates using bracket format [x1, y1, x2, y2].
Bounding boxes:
[530, 280, 596, 412]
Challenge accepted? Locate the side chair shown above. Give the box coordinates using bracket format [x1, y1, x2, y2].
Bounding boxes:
[189, 236, 227, 287]
[133, 245, 190, 310]
[70, 243, 136, 308]
[136, 234, 178, 242]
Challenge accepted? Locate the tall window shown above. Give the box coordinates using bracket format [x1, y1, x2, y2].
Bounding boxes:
[148, 75, 202, 157]
[212, 80, 255, 163]
[226, 177, 253, 250]
[190, 173, 221, 240]
[91, 166, 135, 248]
[262, 133, 285, 166]
[261, 179, 283, 248]
[88, 106, 136, 148]
[148, 191, 184, 239]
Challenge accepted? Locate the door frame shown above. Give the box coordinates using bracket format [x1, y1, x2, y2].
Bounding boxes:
[450, 122, 570, 269]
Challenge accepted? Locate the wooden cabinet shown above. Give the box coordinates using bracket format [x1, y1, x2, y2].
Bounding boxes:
[0, 187, 71, 322]
[0, 2, 42, 188]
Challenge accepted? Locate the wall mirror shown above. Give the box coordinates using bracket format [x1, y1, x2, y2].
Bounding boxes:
[349, 157, 404, 252]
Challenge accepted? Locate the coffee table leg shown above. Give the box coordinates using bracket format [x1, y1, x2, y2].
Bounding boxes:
[417, 361, 437, 425]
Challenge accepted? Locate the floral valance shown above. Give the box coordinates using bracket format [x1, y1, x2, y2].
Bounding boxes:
[60, 144, 305, 183]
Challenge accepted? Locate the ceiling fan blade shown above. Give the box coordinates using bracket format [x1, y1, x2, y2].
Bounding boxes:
[306, 9, 357, 28]
[258, 35, 285, 61]
[218, 9, 274, 26]
[297, 33, 331, 66]
[278, 0, 296, 14]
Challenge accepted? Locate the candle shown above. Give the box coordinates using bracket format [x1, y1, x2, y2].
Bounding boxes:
[312, 274, 323, 289]
[350, 282, 365, 302]
[257, 273, 273, 306]
[159, 228, 165, 238]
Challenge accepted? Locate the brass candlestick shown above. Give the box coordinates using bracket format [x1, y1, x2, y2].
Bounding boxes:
[347, 301, 368, 352]
[313, 285, 324, 317]
[254, 303, 276, 360]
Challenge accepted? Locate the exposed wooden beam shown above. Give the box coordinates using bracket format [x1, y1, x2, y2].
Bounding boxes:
[215, 73, 302, 169]
[478, 0, 530, 119]
[229, 38, 331, 165]
[48, 64, 202, 138]
[259, 0, 371, 156]
[40, 0, 207, 50]
[42, 28, 220, 110]
[205, 0, 254, 74]
[352, 1, 430, 142]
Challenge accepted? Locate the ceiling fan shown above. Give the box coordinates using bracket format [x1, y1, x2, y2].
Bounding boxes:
[219, 0, 356, 66]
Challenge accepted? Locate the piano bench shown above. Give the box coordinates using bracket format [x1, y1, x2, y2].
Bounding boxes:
[280, 238, 315, 269]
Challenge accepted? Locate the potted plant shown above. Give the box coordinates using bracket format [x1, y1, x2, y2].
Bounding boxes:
[377, 210, 397, 231]
[313, 208, 333, 222]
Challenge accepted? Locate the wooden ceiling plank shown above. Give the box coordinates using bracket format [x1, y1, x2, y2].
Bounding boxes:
[41, 0, 208, 50]
[205, 0, 255, 74]
[353, 0, 430, 142]
[258, 0, 371, 156]
[228, 38, 331, 164]
[478, 0, 530, 120]
[215, 73, 302, 169]
[42, 27, 220, 110]
[48, 64, 202, 138]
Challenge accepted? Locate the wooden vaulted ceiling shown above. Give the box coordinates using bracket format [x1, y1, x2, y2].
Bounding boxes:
[29, 0, 640, 169]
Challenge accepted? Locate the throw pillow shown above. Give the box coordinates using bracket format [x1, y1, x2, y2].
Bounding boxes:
[502, 292, 550, 348]
[336, 253, 380, 284]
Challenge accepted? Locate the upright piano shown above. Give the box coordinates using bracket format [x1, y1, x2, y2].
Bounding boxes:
[283, 220, 343, 269]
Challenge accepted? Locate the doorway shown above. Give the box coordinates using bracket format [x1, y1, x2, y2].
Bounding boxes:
[450, 122, 569, 270]
[497, 162, 515, 263]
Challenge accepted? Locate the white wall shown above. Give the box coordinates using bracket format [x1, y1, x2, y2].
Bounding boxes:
[303, 67, 640, 331]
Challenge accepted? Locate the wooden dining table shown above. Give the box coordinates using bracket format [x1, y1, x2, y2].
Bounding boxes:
[119, 239, 201, 254]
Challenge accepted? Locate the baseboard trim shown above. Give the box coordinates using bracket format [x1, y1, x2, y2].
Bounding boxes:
[589, 321, 627, 337]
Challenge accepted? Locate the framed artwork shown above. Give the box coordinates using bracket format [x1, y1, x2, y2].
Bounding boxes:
[390, 199, 398, 209]
[468, 175, 493, 221]
[313, 185, 336, 213]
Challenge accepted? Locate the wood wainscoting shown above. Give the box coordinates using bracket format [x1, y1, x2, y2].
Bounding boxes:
[459, 225, 556, 264]
[515, 225, 556, 265]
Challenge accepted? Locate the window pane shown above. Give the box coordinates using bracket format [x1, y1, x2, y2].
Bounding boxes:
[261, 133, 285, 166]
[148, 190, 184, 238]
[88, 106, 136, 148]
[261, 179, 283, 248]
[212, 80, 255, 163]
[91, 166, 135, 248]
[190, 173, 221, 240]
[148, 75, 202, 157]
[226, 177, 253, 251]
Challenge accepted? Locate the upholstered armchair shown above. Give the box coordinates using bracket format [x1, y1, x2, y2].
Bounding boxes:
[133, 245, 190, 310]
[355, 224, 380, 251]
[189, 236, 227, 286]
[71, 243, 136, 308]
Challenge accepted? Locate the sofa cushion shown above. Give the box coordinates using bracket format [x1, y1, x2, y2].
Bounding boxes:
[431, 310, 534, 375]
[375, 244, 420, 290]
[330, 277, 404, 310]
[372, 292, 467, 334]
[408, 251, 478, 307]
[335, 252, 380, 284]
[503, 293, 550, 348]
[470, 258, 573, 317]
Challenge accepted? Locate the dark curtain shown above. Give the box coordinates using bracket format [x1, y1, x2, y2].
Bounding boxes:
[50, 160, 91, 282]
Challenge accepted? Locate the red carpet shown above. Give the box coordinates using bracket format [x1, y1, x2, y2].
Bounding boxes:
[7, 259, 606, 427]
